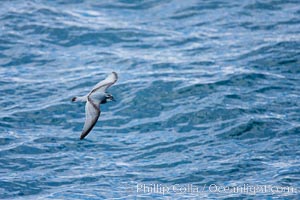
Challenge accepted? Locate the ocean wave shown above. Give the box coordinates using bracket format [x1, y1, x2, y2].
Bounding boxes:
[1, 0, 300, 199]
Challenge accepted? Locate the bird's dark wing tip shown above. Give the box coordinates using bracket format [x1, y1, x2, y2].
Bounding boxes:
[72, 97, 77, 102]
[112, 72, 118, 79]
[80, 134, 86, 140]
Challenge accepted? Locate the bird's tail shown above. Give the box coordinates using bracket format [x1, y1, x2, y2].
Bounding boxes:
[71, 96, 87, 102]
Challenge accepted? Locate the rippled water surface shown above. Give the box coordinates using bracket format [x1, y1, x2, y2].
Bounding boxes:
[1, 0, 300, 199]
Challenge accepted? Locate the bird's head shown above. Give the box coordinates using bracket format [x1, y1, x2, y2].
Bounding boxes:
[105, 93, 115, 102]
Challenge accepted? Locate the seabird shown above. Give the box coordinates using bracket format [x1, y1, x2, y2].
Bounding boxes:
[72, 72, 118, 140]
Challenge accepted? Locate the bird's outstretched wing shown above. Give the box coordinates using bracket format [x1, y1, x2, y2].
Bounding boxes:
[90, 72, 118, 94]
[80, 99, 101, 140]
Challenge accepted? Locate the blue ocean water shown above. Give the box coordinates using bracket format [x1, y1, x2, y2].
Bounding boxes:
[1, 0, 300, 199]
